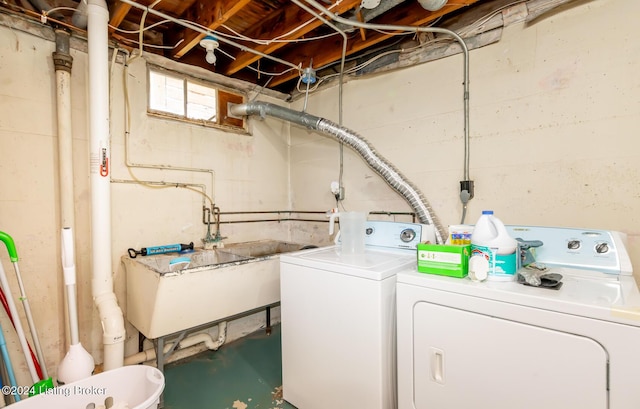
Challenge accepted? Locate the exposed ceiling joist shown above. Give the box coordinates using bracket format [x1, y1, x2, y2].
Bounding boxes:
[171, 0, 252, 59]
[0, 0, 499, 93]
[268, 0, 480, 87]
[224, 0, 362, 76]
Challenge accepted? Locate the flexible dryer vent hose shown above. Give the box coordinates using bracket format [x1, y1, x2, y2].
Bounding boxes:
[230, 101, 446, 244]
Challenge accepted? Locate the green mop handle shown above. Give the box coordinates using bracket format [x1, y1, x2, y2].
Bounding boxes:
[0, 232, 18, 262]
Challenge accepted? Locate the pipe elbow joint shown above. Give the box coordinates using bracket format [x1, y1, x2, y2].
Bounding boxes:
[94, 292, 125, 345]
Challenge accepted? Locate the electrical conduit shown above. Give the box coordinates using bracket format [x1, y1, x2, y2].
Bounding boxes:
[302, 0, 471, 182]
[302, 0, 473, 223]
[87, 0, 125, 370]
[229, 102, 447, 243]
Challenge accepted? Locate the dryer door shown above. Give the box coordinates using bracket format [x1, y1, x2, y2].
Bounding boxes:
[412, 302, 608, 409]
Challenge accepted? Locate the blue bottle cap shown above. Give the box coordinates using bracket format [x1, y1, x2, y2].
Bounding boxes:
[482, 210, 494, 215]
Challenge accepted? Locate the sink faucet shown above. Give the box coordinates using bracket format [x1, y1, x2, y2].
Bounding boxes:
[202, 205, 225, 249]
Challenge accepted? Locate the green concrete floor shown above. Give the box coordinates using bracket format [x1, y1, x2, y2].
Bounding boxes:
[162, 324, 296, 409]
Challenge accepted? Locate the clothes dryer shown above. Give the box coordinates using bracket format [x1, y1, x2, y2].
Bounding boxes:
[396, 226, 640, 409]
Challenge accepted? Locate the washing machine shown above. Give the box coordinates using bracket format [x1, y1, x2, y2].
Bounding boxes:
[396, 225, 640, 409]
[279, 220, 434, 409]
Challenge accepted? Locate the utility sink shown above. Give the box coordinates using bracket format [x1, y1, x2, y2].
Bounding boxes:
[122, 239, 313, 339]
[222, 240, 312, 258]
[133, 248, 251, 274]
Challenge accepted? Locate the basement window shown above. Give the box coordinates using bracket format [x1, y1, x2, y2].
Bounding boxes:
[147, 67, 246, 131]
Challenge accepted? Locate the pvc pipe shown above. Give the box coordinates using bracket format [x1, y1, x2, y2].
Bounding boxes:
[124, 322, 227, 366]
[87, 0, 125, 370]
[53, 29, 74, 230]
[123, 346, 164, 366]
[95, 293, 125, 370]
[179, 322, 227, 351]
[0, 262, 38, 382]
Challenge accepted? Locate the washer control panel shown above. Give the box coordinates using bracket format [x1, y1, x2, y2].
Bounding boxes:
[506, 225, 632, 276]
[364, 221, 435, 250]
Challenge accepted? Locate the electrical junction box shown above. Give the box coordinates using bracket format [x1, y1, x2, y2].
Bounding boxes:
[417, 244, 471, 278]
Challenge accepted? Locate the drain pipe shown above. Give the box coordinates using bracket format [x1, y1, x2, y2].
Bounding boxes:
[52, 27, 76, 381]
[124, 322, 228, 366]
[87, 0, 126, 370]
[230, 102, 446, 243]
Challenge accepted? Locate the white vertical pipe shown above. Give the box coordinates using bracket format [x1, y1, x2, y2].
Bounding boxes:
[55, 71, 74, 227]
[53, 30, 75, 380]
[87, 0, 125, 370]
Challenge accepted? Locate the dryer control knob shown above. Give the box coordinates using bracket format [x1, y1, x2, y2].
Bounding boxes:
[400, 228, 416, 243]
[567, 240, 581, 250]
[595, 242, 609, 254]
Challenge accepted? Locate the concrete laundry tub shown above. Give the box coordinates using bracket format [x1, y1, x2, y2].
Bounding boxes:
[122, 239, 311, 339]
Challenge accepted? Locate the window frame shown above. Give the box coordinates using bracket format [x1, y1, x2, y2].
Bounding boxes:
[146, 66, 248, 134]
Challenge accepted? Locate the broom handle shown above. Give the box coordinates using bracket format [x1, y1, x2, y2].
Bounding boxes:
[11, 262, 48, 379]
[0, 262, 38, 383]
[0, 289, 42, 380]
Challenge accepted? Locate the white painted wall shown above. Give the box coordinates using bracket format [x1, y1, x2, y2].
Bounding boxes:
[0, 25, 64, 389]
[110, 57, 294, 363]
[290, 0, 640, 279]
[0, 22, 294, 387]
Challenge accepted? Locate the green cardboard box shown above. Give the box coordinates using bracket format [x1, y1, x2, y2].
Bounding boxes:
[417, 244, 471, 278]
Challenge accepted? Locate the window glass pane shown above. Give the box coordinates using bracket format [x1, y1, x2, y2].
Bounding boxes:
[149, 70, 184, 115]
[187, 81, 217, 122]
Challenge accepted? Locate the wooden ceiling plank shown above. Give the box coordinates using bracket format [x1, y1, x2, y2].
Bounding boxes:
[109, 1, 132, 30]
[225, 0, 362, 76]
[269, 0, 480, 87]
[172, 0, 252, 59]
[356, 8, 366, 42]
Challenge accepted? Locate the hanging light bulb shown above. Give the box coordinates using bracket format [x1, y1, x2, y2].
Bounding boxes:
[417, 0, 447, 11]
[199, 35, 219, 65]
[205, 48, 217, 65]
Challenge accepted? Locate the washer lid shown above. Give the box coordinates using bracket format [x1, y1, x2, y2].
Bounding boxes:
[397, 267, 640, 326]
[280, 245, 416, 280]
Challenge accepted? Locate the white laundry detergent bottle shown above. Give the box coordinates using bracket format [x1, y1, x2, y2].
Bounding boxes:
[469, 210, 518, 281]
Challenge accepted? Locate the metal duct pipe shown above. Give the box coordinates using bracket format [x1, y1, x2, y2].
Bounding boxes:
[27, 0, 50, 13]
[231, 101, 446, 243]
[72, 0, 88, 29]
